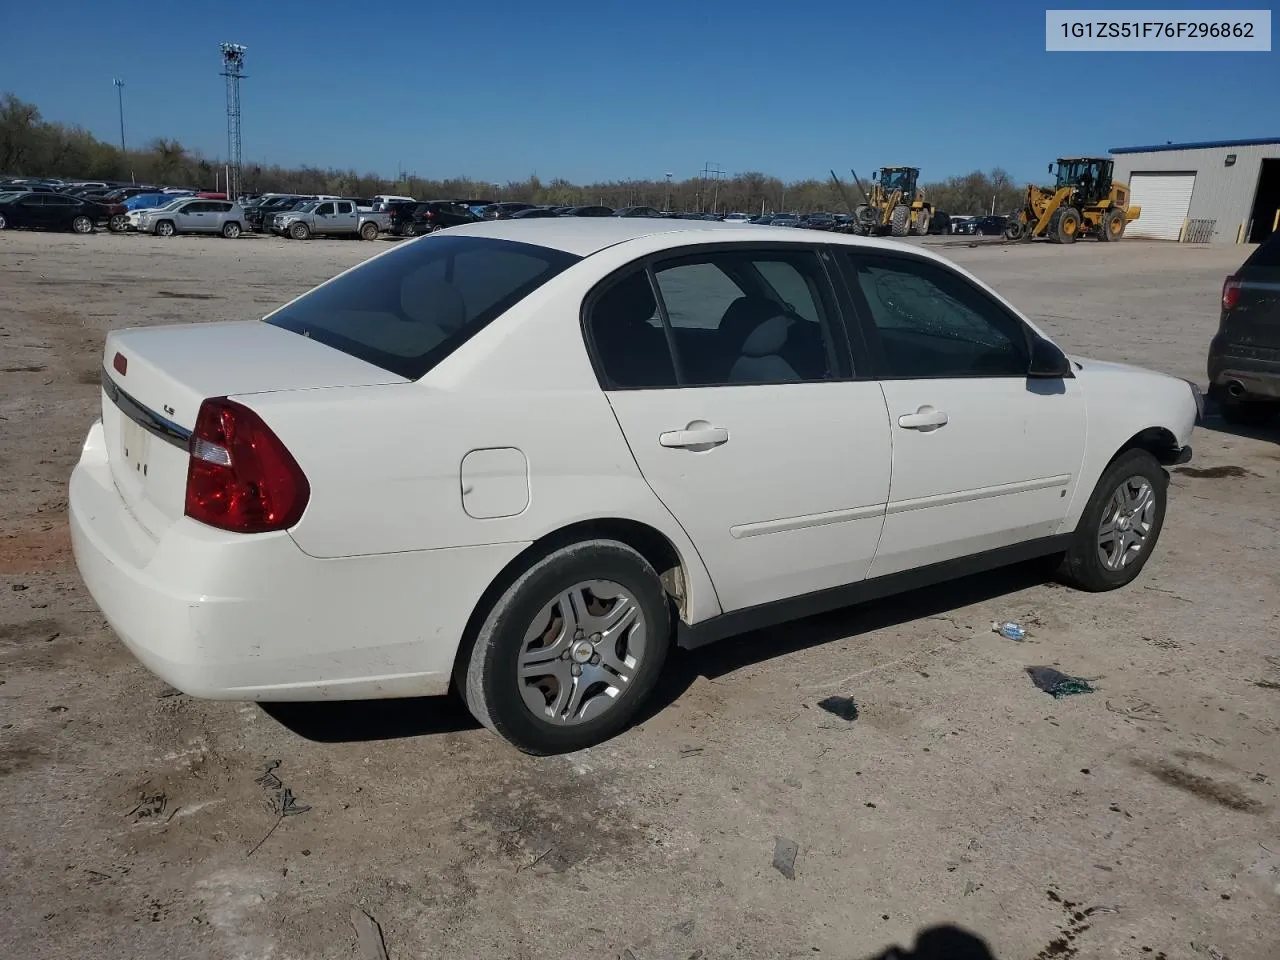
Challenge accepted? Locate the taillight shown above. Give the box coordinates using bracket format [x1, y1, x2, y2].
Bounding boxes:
[184, 397, 310, 533]
[1222, 275, 1242, 310]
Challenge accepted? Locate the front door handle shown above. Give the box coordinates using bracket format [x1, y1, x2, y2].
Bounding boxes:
[659, 424, 729, 449]
[897, 406, 949, 431]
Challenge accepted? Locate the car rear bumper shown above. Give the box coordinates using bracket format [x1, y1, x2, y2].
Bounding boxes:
[69, 420, 527, 701]
[1208, 335, 1280, 399]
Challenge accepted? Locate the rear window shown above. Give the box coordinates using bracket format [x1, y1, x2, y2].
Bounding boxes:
[1243, 231, 1280, 269]
[265, 235, 580, 379]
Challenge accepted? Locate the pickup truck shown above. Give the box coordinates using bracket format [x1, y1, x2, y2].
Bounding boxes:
[272, 199, 388, 240]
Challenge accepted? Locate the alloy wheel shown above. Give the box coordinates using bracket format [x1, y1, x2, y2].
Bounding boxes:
[1096, 475, 1156, 571]
[517, 580, 647, 726]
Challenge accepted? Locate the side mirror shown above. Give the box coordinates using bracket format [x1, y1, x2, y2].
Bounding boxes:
[1028, 336, 1072, 378]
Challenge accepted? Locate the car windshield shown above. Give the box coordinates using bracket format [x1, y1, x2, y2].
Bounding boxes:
[295, 201, 319, 213]
[265, 235, 581, 380]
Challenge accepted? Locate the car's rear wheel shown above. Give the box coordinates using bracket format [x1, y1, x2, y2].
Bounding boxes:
[461, 540, 672, 754]
[0, 213, 7, 230]
[401, 222, 416, 237]
[1058, 449, 1167, 591]
[221, 221, 242, 239]
[71, 215, 94, 234]
[360, 222, 378, 240]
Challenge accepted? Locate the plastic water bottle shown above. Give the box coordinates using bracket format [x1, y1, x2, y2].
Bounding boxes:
[993, 621, 1027, 642]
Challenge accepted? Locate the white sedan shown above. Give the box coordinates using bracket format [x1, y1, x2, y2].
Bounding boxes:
[70, 219, 1200, 754]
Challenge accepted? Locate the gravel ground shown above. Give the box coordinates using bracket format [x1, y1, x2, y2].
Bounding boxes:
[1, 229, 1277, 960]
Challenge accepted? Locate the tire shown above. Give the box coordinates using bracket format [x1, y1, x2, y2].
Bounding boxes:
[890, 204, 911, 237]
[1099, 208, 1125, 242]
[71, 215, 94, 234]
[1051, 207, 1081, 244]
[1058, 449, 1167, 592]
[108, 214, 128, 233]
[1004, 214, 1025, 240]
[360, 222, 378, 241]
[461, 539, 672, 755]
[400, 222, 416, 238]
[289, 222, 309, 240]
[221, 221, 242, 239]
[0, 213, 7, 230]
[155, 220, 175, 237]
[913, 208, 931, 236]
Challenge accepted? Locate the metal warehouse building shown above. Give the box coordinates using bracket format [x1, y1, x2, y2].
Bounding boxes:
[1109, 137, 1280, 244]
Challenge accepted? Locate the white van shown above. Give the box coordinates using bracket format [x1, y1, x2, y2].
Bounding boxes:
[369, 194, 415, 211]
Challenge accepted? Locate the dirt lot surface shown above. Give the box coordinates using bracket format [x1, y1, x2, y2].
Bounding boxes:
[2, 229, 1278, 960]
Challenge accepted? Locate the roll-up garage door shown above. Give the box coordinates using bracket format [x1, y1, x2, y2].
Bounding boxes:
[1126, 172, 1196, 240]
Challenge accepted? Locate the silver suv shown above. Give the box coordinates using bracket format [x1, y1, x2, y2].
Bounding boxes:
[138, 199, 246, 238]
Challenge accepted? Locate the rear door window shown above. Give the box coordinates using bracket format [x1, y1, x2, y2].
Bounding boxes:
[265, 235, 580, 379]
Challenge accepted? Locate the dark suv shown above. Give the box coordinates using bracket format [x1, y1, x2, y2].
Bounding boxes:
[1208, 230, 1280, 424]
[389, 201, 478, 237]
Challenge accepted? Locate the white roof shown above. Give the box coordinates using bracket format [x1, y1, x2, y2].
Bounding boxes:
[445, 217, 932, 259]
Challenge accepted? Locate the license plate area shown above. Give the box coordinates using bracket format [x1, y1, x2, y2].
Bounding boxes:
[121, 417, 153, 478]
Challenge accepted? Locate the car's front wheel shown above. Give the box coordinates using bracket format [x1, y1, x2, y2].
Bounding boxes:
[1058, 449, 1167, 591]
[461, 540, 672, 754]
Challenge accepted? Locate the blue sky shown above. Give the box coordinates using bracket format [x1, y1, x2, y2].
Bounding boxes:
[3, 0, 1276, 184]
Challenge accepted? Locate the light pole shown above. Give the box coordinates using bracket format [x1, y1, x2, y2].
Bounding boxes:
[664, 172, 672, 212]
[112, 78, 126, 155]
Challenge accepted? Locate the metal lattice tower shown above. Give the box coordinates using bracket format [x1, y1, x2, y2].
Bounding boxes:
[219, 43, 247, 198]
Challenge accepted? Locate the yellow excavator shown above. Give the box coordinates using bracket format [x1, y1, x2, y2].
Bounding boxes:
[830, 167, 933, 237]
[1005, 157, 1141, 243]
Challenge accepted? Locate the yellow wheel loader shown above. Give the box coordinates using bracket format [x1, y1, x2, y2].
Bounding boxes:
[1004, 158, 1141, 243]
[831, 167, 934, 237]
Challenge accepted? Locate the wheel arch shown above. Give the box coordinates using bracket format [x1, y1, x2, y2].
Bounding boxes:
[1112, 425, 1183, 467]
[450, 517, 697, 685]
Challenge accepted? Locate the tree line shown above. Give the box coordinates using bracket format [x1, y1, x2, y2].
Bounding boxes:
[1, 93, 1026, 215]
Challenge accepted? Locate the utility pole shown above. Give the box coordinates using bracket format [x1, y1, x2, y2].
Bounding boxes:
[700, 162, 723, 214]
[112, 79, 126, 155]
[219, 43, 247, 200]
[664, 172, 673, 212]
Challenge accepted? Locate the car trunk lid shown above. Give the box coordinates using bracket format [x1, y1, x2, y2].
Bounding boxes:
[100, 320, 407, 539]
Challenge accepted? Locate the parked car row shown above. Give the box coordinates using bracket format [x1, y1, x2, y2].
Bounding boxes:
[0, 189, 129, 234]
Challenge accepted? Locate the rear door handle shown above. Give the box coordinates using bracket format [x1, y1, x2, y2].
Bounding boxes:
[659, 425, 729, 449]
[897, 406, 949, 430]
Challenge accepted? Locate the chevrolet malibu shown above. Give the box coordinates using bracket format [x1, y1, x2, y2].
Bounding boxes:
[70, 219, 1200, 754]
